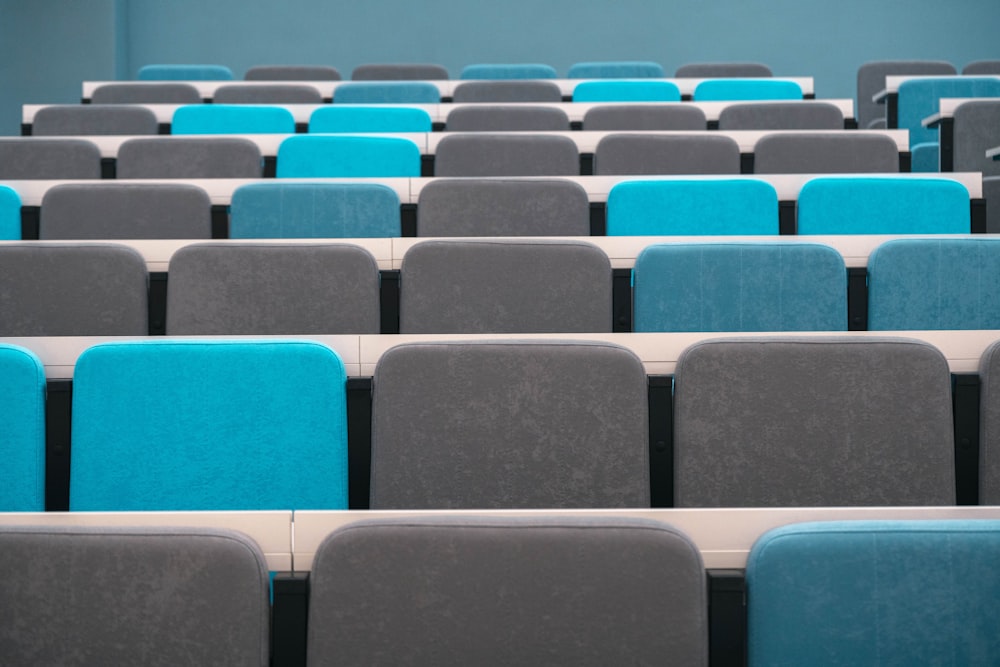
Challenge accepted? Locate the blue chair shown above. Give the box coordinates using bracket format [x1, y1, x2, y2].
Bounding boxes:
[309, 106, 432, 133]
[898, 76, 1000, 150]
[276, 135, 422, 177]
[567, 61, 665, 78]
[333, 82, 440, 104]
[911, 143, 941, 172]
[69, 340, 349, 511]
[572, 80, 681, 102]
[632, 242, 846, 332]
[230, 182, 401, 238]
[0, 345, 45, 511]
[796, 177, 970, 234]
[137, 64, 233, 80]
[606, 179, 779, 235]
[0, 185, 21, 240]
[460, 64, 557, 79]
[171, 105, 296, 134]
[693, 79, 802, 101]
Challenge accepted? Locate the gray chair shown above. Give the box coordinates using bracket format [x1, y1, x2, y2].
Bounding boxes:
[582, 104, 707, 130]
[593, 134, 741, 175]
[0, 526, 269, 667]
[675, 62, 772, 77]
[166, 243, 381, 334]
[717, 102, 844, 130]
[115, 137, 263, 178]
[351, 63, 449, 80]
[416, 178, 590, 236]
[32, 105, 159, 135]
[856, 60, 956, 128]
[979, 339, 1000, 504]
[307, 517, 707, 667]
[434, 134, 579, 176]
[40, 183, 212, 239]
[752, 132, 899, 173]
[0, 243, 148, 335]
[244, 64, 341, 80]
[674, 337, 955, 507]
[213, 83, 323, 103]
[963, 60, 1000, 75]
[0, 138, 101, 179]
[444, 105, 570, 131]
[952, 100, 1000, 176]
[90, 82, 202, 104]
[370, 340, 649, 508]
[399, 239, 612, 333]
[451, 80, 563, 103]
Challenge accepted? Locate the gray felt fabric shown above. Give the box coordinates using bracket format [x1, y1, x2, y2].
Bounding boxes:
[115, 137, 263, 178]
[451, 80, 563, 103]
[0, 525, 269, 667]
[399, 239, 612, 333]
[166, 243, 380, 334]
[32, 105, 159, 135]
[952, 100, 1000, 176]
[855, 60, 956, 129]
[0, 138, 101, 179]
[351, 63, 449, 80]
[752, 132, 899, 173]
[962, 60, 1000, 75]
[90, 83, 202, 104]
[245, 65, 342, 80]
[717, 102, 844, 130]
[674, 337, 955, 507]
[979, 340, 1000, 504]
[582, 104, 707, 130]
[0, 243, 148, 335]
[593, 134, 741, 175]
[213, 84, 323, 104]
[370, 340, 649, 508]
[434, 134, 580, 176]
[307, 517, 707, 667]
[987, 177, 1000, 234]
[444, 105, 570, 131]
[675, 62, 773, 77]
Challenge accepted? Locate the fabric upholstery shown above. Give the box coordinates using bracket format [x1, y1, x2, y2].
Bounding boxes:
[333, 82, 440, 103]
[675, 62, 772, 77]
[855, 60, 955, 129]
[0, 138, 101, 179]
[171, 105, 296, 134]
[987, 176, 1000, 233]
[212, 84, 323, 104]
[451, 80, 562, 102]
[953, 100, 1000, 176]
[32, 105, 159, 135]
[90, 82, 202, 104]
[717, 102, 843, 130]
[568, 61, 665, 78]
[244, 64, 341, 80]
[0, 345, 45, 511]
[693, 79, 802, 101]
[137, 64, 233, 80]
[277, 135, 421, 177]
[910, 142, 940, 172]
[351, 63, 449, 80]
[459, 63, 557, 79]
[444, 105, 570, 131]
[979, 340, 1000, 503]
[434, 134, 579, 176]
[308, 106, 432, 133]
[582, 104, 707, 130]
[963, 60, 1000, 75]
[898, 77, 1000, 147]
[752, 132, 899, 173]
[116, 137, 263, 178]
[593, 134, 741, 175]
[572, 80, 682, 102]
[0, 185, 21, 240]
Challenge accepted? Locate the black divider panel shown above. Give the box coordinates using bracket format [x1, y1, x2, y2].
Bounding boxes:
[379, 269, 400, 335]
[844, 118, 859, 129]
[347, 377, 373, 510]
[899, 151, 911, 172]
[20, 206, 40, 240]
[271, 572, 309, 667]
[953, 373, 980, 505]
[579, 153, 594, 175]
[20, 123, 31, 136]
[847, 267, 869, 331]
[45, 379, 72, 511]
[972, 199, 987, 233]
[100, 158, 116, 179]
[157, 123, 171, 134]
[739, 153, 753, 174]
[589, 202, 606, 236]
[421, 155, 435, 177]
[148, 272, 167, 335]
[708, 569, 746, 667]
[400, 203, 417, 237]
[612, 268, 632, 332]
[648, 374, 674, 507]
[938, 118, 954, 172]
[778, 201, 796, 235]
[211, 205, 229, 238]
[294, 122, 309, 134]
[263, 156, 277, 178]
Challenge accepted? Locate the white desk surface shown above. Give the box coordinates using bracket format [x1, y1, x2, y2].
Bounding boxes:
[874, 75, 1000, 104]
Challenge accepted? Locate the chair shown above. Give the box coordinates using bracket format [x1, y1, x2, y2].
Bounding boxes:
[116, 137, 263, 178]
[171, 105, 296, 134]
[673, 336, 955, 506]
[572, 80, 682, 102]
[276, 135, 421, 177]
[399, 239, 612, 333]
[229, 182, 401, 238]
[582, 104, 707, 130]
[593, 134, 741, 175]
[980, 340, 1000, 503]
[370, 340, 649, 508]
[137, 64, 233, 80]
[988, 176, 1000, 233]
[717, 101, 844, 129]
[675, 62, 772, 77]
[0, 243, 148, 335]
[632, 242, 846, 332]
[309, 106, 432, 132]
[333, 81, 440, 103]
[796, 177, 970, 234]
[444, 105, 570, 131]
[90, 82, 202, 104]
[434, 134, 579, 176]
[897, 77, 1000, 155]
[0, 185, 21, 240]
[752, 132, 899, 173]
[31, 105, 159, 135]
[40, 182, 213, 239]
[307, 517, 707, 666]
[856, 60, 956, 128]
[606, 179, 779, 235]
[416, 178, 590, 236]
[952, 100, 1000, 176]
[245, 64, 341, 80]
[962, 60, 1000, 75]
[70, 340, 349, 510]
[451, 80, 563, 102]
[693, 79, 802, 101]
[459, 63, 558, 79]
[0, 138, 101, 179]
[568, 61, 665, 78]
[747, 520, 1000, 664]
[166, 243, 381, 334]
[867, 238, 1000, 330]
[351, 63, 449, 80]
[0, 345, 45, 511]
[212, 83, 323, 104]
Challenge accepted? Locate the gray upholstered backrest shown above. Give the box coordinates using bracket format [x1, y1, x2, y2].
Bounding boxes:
[752, 132, 899, 173]
[166, 243, 380, 334]
[856, 60, 956, 128]
[116, 137, 263, 178]
[213, 84, 323, 103]
[962, 60, 1000, 75]
[399, 239, 611, 333]
[307, 517, 707, 667]
[40, 183, 212, 239]
[0, 526, 269, 667]
[675, 62, 772, 77]
[434, 134, 580, 176]
[416, 178, 590, 236]
[674, 337, 955, 507]
[451, 80, 563, 102]
[0, 138, 101, 179]
[582, 104, 707, 130]
[979, 340, 1000, 503]
[0, 243, 148, 335]
[717, 102, 844, 130]
[33, 105, 159, 135]
[90, 82, 202, 104]
[444, 105, 570, 131]
[352, 63, 449, 80]
[245, 65, 341, 80]
[371, 340, 649, 508]
[953, 100, 1000, 177]
[593, 134, 741, 175]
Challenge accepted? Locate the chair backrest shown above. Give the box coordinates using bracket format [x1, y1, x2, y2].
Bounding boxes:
[276, 135, 421, 177]
[675, 62, 773, 77]
[434, 134, 579, 176]
[693, 79, 802, 101]
[370, 340, 649, 508]
[963, 60, 1000, 75]
[91, 82, 202, 104]
[674, 336, 955, 506]
[116, 137, 263, 178]
[953, 99, 1000, 177]
[0, 243, 148, 335]
[606, 179, 779, 235]
[572, 80, 682, 102]
[229, 182, 401, 238]
[40, 182, 213, 239]
[632, 242, 846, 332]
[32, 105, 159, 135]
[307, 517, 707, 667]
[333, 81, 440, 103]
[137, 64, 233, 80]
[980, 340, 1000, 504]
[856, 60, 956, 128]
[166, 243, 381, 334]
[582, 104, 707, 130]
[351, 63, 449, 80]
[752, 132, 899, 173]
[212, 83, 323, 104]
[747, 520, 1000, 664]
[308, 106, 432, 132]
[0, 185, 21, 240]
[898, 76, 1000, 146]
[796, 177, 970, 234]
[451, 80, 563, 102]
[444, 105, 570, 131]
[717, 101, 844, 130]
[0, 138, 101, 179]
[459, 63, 558, 79]
[593, 134, 741, 175]
[416, 178, 590, 236]
[245, 64, 341, 80]
[568, 61, 665, 78]
[171, 105, 296, 134]
[0, 345, 45, 511]
[868, 238, 1000, 329]
[399, 239, 612, 333]
[70, 340, 349, 510]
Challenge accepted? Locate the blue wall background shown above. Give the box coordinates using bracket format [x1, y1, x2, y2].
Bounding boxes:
[1, 0, 998, 135]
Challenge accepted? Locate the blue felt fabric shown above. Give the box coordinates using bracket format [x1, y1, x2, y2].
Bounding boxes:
[309, 106, 432, 133]
[796, 177, 970, 234]
[0, 345, 45, 511]
[460, 64, 557, 79]
[70, 340, 349, 511]
[333, 82, 440, 104]
[898, 77, 1000, 147]
[230, 182, 400, 238]
[633, 242, 846, 331]
[138, 64, 233, 81]
[692, 79, 802, 101]
[910, 142, 940, 172]
[572, 81, 681, 102]
[568, 61, 665, 78]
[171, 105, 296, 134]
[0, 185, 21, 240]
[606, 179, 779, 235]
[276, 135, 421, 177]
[748, 520, 1000, 666]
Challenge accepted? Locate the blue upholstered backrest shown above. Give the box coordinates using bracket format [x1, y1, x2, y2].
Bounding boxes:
[606, 179, 779, 235]
[460, 64, 558, 79]
[309, 106, 432, 133]
[747, 520, 1000, 664]
[70, 340, 349, 511]
[633, 242, 847, 332]
[692, 79, 803, 101]
[276, 135, 421, 177]
[868, 237, 1000, 330]
[230, 182, 401, 237]
[171, 105, 296, 134]
[0, 185, 21, 240]
[137, 64, 233, 80]
[333, 82, 441, 104]
[572, 80, 681, 102]
[898, 76, 1000, 147]
[568, 61, 665, 78]
[796, 177, 970, 234]
[0, 345, 45, 511]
